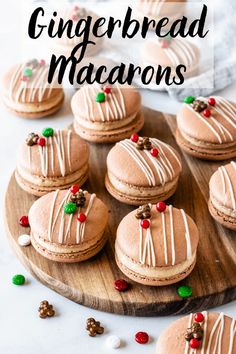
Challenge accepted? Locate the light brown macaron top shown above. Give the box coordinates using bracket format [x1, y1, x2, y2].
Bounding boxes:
[209, 161, 236, 213]
[71, 84, 141, 124]
[116, 204, 199, 268]
[142, 38, 199, 71]
[29, 188, 108, 246]
[17, 129, 89, 179]
[156, 312, 236, 354]
[107, 137, 182, 188]
[137, 0, 186, 17]
[177, 96, 236, 145]
[2, 59, 63, 110]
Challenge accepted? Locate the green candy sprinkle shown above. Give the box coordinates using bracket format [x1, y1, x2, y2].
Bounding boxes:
[23, 67, 32, 77]
[12, 274, 25, 286]
[42, 127, 54, 138]
[177, 285, 192, 298]
[96, 92, 106, 103]
[64, 202, 77, 215]
[184, 96, 195, 104]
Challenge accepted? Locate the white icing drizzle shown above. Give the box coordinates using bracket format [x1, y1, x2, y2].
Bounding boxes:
[139, 220, 156, 267]
[169, 205, 175, 266]
[206, 312, 224, 354]
[76, 193, 96, 244]
[161, 211, 168, 265]
[81, 84, 126, 122]
[9, 61, 53, 103]
[48, 189, 60, 242]
[219, 165, 236, 210]
[180, 209, 192, 260]
[184, 313, 194, 354]
[185, 104, 223, 144]
[36, 130, 72, 178]
[142, 0, 165, 15]
[118, 138, 181, 187]
[228, 319, 236, 354]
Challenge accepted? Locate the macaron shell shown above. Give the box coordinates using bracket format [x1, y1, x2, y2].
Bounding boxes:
[17, 129, 89, 178]
[29, 190, 108, 246]
[116, 205, 199, 267]
[177, 98, 236, 144]
[71, 84, 141, 122]
[107, 138, 182, 187]
[156, 312, 235, 354]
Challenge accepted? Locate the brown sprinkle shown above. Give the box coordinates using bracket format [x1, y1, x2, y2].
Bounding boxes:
[70, 190, 86, 207]
[135, 204, 152, 220]
[192, 99, 208, 113]
[86, 318, 104, 337]
[26, 132, 39, 146]
[38, 300, 55, 319]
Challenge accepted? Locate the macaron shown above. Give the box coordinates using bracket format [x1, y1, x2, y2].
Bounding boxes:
[209, 161, 236, 230]
[15, 128, 89, 196]
[141, 38, 199, 87]
[29, 187, 109, 262]
[52, 5, 103, 58]
[115, 203, 199, 286]
[176, 96, 236, 160]
[136, 0, 186, 25]
[156, 311, 236, 353]
[105, 135, 182, 205]
[2, 59, 64, 118]
[71, 84, 144, 143]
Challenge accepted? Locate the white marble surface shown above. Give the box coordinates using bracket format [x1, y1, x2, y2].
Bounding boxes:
[1, 1, 236, 354]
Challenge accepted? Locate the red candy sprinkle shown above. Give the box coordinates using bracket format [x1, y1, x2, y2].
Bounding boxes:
[70, 185, 80, 194]
[135, 332, 149, 344]
[114, 279, 128, 292]
[37, 137, 46, 147]
[131, 134, 139, 143]
[19, 215, 29, 227]
[203, 109, 211, 118]
[156, 201, 166, 213]
[190, 338, 201, 349]
[21, 76, 28, 82]
[161, 40, 168, 48]
[141, 219, 150, 229]
[71, 15, 78, 21]
[208, 97, 216, 106]
[39, 59, 45, 65]
[150, 148, 159, 157]
[194, 312, 205, 323]
[77, 213, 87, 223]
[103, 86, 111, 94]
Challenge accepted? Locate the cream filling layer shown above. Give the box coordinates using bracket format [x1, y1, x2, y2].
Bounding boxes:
[16, 163, 89, 188]
[210, 193, 236, 218]
[3, 91, 64, 113]
[107, 171, 179, 197]
[116, 244, 196, 279]
[180, 130, 236, 149]
[74, 112, 138, 131]
[32, 229, 105, 253]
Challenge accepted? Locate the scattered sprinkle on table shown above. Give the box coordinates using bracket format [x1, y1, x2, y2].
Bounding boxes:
[12, 274, 25, 285]
[178, 285, 193, 298]
[135, 331, 149, 344]
[106, 335, 121, 349]
[18, 234, 31, 247]
[38, 300, 55, 318]
[19, 215, 29, 227]
[86, 318, 104, 337]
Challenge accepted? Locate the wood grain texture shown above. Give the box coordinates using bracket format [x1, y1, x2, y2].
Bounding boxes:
[4, 107, 236, 316]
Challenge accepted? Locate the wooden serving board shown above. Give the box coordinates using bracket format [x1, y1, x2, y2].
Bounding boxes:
[4, 107, 236, 316]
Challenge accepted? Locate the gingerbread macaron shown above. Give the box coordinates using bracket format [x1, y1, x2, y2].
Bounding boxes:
[156, 311, 236, 353]
[115, 203, 199, 286]
[15, 128, 89, 196]
[106, 135, 182, 205]
[209, 161, 236, 230]
[2, 59, 64, 118]
[176, 96, 236, 160]
[141, 38, 199, 87]
[52, 4, 103, 58]
[71, 84, 144, 143]
[29, 186, 108, 262]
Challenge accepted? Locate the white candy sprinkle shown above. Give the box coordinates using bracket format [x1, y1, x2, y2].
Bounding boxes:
[18, 234, 31, 247]
[106, 335, 121, 349]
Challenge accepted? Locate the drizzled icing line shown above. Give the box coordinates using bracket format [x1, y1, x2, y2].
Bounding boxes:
[35, 130, 72, 178]
[48, 190, 96, 244]
[138, 206, 192, 267]
[118, 138, 181, 187]
[159, 39, 196, 68]
[9, 61, 55, 103]
[219, 162, 236, 211]
[142, 0, 165, 15]
[81, 84, 126, 122]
